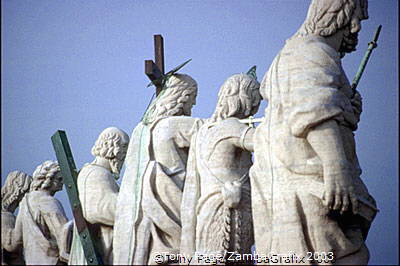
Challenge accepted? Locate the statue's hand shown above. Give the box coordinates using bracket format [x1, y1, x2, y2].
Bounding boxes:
[59, 250, 70, 263]
[351, 91, 363, 122]
[222, 181, 242, 209]
[323, 171, 358, 214]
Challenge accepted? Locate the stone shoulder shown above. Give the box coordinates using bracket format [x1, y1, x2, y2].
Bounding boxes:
[28, 191, 64, 214]
[79, 164, 113, 180]
[153, 116, 203, 138]
[211, 117, 247, 133]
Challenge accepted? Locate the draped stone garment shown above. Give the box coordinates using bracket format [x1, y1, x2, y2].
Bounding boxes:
[1, 211, 25, 265]
[250, 35, 377, 265]
[68, 164, 119, 265]
[181, 118, 254, 261]
[113, 116, 203, 265]
[14, 191, 69, 265]
[113, 121, 151, 265]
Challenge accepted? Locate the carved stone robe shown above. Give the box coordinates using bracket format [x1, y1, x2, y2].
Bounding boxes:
[1, 211, 24, 265]
[251, 35, 377, 265]
[13, 191, 69, 265]
[68, 164, 119, 265]
[181, 118, 254, 262]
[113, 116, 203, 265]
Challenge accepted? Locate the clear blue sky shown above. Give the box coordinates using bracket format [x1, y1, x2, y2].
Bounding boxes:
[2, 1, 398, 264]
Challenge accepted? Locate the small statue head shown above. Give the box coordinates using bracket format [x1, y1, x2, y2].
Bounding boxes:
[296, 0, 368, 56]
[211, 73, 261, 121]
[91, 127, 129, 178]
[30, 160, 63, 195]
[1, 171, 32, 212]
[145, 73, 198, 123]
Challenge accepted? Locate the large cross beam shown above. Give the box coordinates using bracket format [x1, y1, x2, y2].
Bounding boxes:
[51, 130, 103, 265]
[145, 35, 165, 96]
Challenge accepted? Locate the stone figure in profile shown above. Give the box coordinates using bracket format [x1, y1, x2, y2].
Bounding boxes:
[1, 171, 31, 265]
[113, 73, 203, 265]
[180, 71, 261, 263]
[251, 0, 377, 264]
[68, 127, 129, 265]
[11, 161, 70, 265]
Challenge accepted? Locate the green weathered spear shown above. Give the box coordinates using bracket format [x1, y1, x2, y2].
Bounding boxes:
[351, 25, 382, 97]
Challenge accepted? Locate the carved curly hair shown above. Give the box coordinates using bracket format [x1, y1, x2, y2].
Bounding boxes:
[211, 73, 261, 122]
[296, 0, 368, 37]
[144, 73, 198, 124]
[91, 127, 129, 161]
[1, 171, 32, 212]
[30, 160, 61, 192]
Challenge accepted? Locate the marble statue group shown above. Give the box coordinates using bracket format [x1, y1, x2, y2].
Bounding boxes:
[2, 0, 378, 265]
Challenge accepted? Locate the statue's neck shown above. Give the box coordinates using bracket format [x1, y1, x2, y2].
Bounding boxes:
[323, 30, 345, 53]
[293, 27, 345, 54]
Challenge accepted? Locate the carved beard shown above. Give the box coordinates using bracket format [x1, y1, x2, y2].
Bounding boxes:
[183, 107, 191, 116]
[109, 157, 123, 180]
[182, 101, 193, 116]
[339, 29, 359, 58]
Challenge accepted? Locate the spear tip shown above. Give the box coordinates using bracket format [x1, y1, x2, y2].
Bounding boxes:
[373, 25, 382, 43]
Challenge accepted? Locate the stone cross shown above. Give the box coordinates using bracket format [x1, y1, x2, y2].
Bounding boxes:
[145, 35, 165, 96]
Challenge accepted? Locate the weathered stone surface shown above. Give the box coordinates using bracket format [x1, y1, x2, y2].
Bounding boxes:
[113, 74, 201, 265]
[11, 161, 71, 265]
[250, 0, 377, 264]
[181, 73, 261, 264]
[1, 171, 31, 265]
[68, 127, 129, 265]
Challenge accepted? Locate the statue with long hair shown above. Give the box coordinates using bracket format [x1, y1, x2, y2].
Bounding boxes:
[113, 73, 203, 265]
[1, 171, 31, 265]
[180, 72, 261, 264]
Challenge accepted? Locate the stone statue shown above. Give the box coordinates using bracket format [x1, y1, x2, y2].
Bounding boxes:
[68, 127, 129, 265]
[11, 161, 71, 265]
[251, 0, 377, 264]
[1, 171, 31, 265]
[113, 73, 203, 265]
[180, 72, 261, 263]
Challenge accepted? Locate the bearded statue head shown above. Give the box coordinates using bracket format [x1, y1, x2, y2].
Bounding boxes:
[91, 127, 129, 178]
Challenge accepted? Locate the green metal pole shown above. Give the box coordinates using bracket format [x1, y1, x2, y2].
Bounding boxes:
[51, 130, 103, 265]
[351, 25, 382, 97]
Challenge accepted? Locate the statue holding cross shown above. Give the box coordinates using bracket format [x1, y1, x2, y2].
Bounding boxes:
[113, 34, 203, 265]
